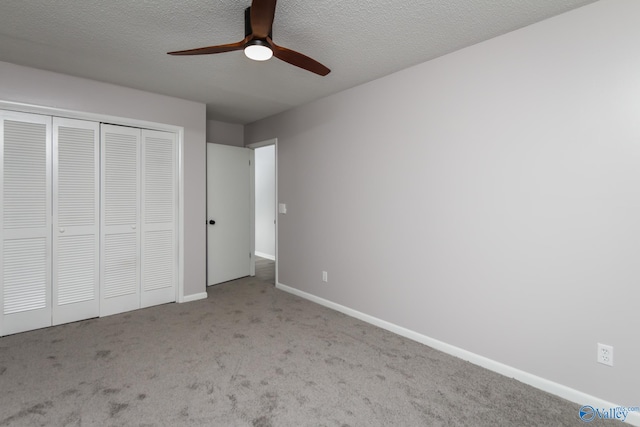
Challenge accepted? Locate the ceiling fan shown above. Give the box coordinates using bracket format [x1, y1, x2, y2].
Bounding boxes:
[168, 0, 330, 76]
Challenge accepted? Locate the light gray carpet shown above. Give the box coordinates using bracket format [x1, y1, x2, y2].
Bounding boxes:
[1, 260, 589, 426]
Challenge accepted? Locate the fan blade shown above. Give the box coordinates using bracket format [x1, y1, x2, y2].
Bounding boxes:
[268, 38, 330, 76]
[250, 0, 277, 39]
[168, 36, 251, 56]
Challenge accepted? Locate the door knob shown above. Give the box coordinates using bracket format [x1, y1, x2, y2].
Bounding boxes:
[209, 220, 216, 225]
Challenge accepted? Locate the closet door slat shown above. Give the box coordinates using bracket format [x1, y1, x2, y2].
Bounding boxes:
[52, 118, 100, 325]
[1, 112, 52, 336]
[100, 124, 141, 316]
[141, 130, 177, 308]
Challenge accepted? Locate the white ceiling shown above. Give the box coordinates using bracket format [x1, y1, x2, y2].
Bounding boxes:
[0, 0, 597, 124]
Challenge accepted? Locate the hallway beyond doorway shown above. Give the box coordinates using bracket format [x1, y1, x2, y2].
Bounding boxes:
[254, 256, 275, 285]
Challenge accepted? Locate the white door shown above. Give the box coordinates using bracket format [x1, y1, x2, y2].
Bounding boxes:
[207, 143, 252, 286]
[0, 111, 52, 335]
[141, 129, 177, 307]
[52, 118, 100, 325]
[100, 124, 141, 316]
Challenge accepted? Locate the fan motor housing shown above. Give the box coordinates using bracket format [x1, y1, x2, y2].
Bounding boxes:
[245, 7, 272, 39]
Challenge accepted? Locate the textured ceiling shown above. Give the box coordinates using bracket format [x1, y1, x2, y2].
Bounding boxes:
[0, 0, 597, 124]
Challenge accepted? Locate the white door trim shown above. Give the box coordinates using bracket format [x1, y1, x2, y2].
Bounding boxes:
[247, 138, 277, 149]
[249, 149, 256, 277]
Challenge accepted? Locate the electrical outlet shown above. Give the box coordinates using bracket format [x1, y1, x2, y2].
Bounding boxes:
[322, 271, 328, 282]
[597, 343, 613, 366]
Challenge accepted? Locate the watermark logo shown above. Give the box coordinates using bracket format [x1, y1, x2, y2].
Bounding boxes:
[579, 405, 640, 422]
[579, 406, 596, 422]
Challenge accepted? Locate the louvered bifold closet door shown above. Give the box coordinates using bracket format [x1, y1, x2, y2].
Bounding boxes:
[52, 118, 99, 325]
[141, 130, 177, 308]
[0, 111, 52, 336]
[100, 124, 140, 316]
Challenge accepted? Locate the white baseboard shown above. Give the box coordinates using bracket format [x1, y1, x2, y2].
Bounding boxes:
[255, 251, 275, 261]
[276, 281, 640, 426]
[180, 292, 207, 303]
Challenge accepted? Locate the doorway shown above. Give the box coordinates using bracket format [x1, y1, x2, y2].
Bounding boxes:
[249, 139, 277, 285]
[205, 139, 277, 287]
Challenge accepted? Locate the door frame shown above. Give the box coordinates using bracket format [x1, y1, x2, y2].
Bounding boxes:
[0, 100, 186, 303]
[247, 138, 278, 285]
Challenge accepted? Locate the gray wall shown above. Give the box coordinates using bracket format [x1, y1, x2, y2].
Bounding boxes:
[246, 0, 640, 406]
[207, 119, 244, 146]
[0, 61, 207, 299]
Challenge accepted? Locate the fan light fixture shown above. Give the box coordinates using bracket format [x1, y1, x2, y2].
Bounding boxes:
[168, 1, 330, 76]
[244, 39, 273, 61]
